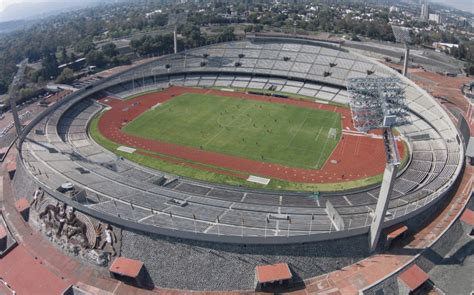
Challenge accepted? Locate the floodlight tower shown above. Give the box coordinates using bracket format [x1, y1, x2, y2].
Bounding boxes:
[391, 26, 413, 77]
[168, 12, 188, 54]
[347, 77, 411, 252]
[8, 59, 28, 136]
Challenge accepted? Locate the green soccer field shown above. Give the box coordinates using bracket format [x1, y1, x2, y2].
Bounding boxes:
[122, 93, 342, 169]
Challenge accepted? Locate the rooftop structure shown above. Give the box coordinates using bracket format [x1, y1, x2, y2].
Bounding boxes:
[255, 263, 292, 284]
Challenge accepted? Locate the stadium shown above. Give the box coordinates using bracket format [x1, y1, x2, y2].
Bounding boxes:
[5, 35, 471, 292]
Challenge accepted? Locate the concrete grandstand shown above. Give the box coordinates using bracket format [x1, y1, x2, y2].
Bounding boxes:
[2, 35, 471, 293]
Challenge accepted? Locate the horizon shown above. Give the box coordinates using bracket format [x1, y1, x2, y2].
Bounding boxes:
[0, 0, 472, 18]
[0, 0, 97, 12]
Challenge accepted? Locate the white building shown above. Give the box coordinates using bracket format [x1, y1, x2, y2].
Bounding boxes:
[389, 6, 399, 13]
[433, 42, 459, 53]
[429, 13, 443, 24]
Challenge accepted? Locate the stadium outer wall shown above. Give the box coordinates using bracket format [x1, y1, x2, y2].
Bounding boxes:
[11, 155, 469, 291]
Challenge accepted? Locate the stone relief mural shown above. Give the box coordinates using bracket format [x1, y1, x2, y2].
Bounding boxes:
[29, 187, 122, 266]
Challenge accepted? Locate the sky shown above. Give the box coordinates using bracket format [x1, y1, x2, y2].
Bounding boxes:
[0, 0, 17, 11]
[0, 0, 473, 14]
[432, 0, 474, 13]
[0, 0, 87, 12]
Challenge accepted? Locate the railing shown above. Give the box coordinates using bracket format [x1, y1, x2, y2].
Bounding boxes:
[0, 278, 15, 295]
[22, 150, 460, 245]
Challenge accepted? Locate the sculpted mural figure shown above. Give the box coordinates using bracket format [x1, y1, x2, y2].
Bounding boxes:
[39, 202, 61, 222]
[33, 190, 120, 266]
[39, 202, 90, 248]
[66, 208, 90, 248]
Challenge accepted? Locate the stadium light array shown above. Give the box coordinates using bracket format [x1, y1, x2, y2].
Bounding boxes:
[347, 76, 412, 252]
[391, 25, 414, 76]
[168, 12, 188, 54]
[347, 77, 410, 132]
[391, 25, 413, 45]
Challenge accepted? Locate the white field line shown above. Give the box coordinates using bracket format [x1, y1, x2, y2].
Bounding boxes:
[285, 109, 310, 149]
[314, 115, 340, 168]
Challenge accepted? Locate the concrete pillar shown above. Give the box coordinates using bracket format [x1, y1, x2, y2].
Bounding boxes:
[174, 28, 178, 54]
[8, 60, 28, 137]
[9, 95, 22, 136]
[403, 46, 410, 77]
[369, 163, 399, 252]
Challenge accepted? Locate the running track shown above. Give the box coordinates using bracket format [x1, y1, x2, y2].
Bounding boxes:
[98, 87, 404, 183]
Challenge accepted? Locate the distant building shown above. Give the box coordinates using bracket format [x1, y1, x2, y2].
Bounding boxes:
[389, 6, 399, 13]
[429, 13, 443, 24]
[58, 57, 86, 71]
[420, 0, 429, 20]
[433, 42, 459, 53]
[145, 9, 162, 18]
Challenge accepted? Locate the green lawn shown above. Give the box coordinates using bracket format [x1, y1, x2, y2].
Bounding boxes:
[123, 93, 341, 169]
[90, 113, 384, 192]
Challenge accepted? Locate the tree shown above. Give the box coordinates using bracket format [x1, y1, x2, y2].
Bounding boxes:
[56, 68, 75, 84]
[69, 52, 77, 62]
[59, 47, 69, 64]
[74, 38, 95, 54]
[86, 50, 108, 68]
[28, 69, 41, 83]
[102, 43, 118, 58]
[111, 55, 131, 66]
[218, 26, 235, 42]
[181, 25, 204, 48]
[244, 25, 254, 33]
[131, 34, 174, 56]
[41, 52, 60, 80]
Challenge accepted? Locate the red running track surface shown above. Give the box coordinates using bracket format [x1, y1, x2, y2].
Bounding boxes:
[98, 87, 404, 184]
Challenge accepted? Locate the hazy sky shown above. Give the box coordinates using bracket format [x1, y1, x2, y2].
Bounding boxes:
[0, 0, 18, 11]
[0, 0, 84, 11]
[432, 0, 474, 13]
[0, 0, 473, 13]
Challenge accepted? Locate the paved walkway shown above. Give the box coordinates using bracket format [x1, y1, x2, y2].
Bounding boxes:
[428, 232, 474, 294]
[299, 164, 472, 295]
